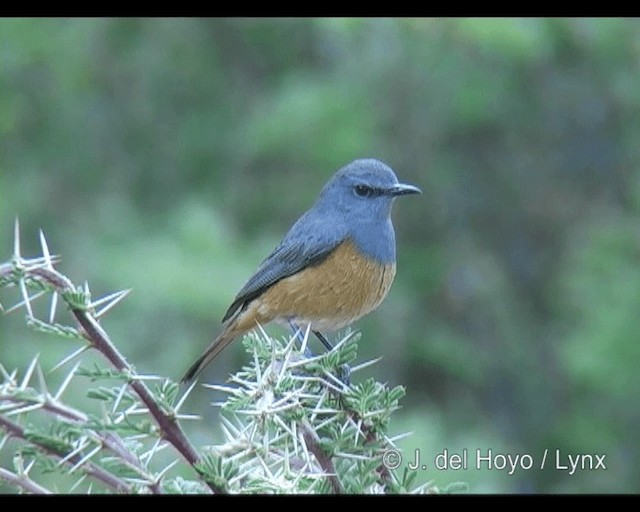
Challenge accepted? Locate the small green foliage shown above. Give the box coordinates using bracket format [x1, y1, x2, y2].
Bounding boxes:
[204, 328, 432, 494]
[154, 380, 179, 411]
[76, 365, 130, 382]
[441, 481, 470, 493]
[61, 287, 91, 311]
[26, 317, 83, 340]
[195, 452, 237, 492]
[163, 476, 208, 494]
[0, 264, 20, 289]
[23, 429, 74, 455]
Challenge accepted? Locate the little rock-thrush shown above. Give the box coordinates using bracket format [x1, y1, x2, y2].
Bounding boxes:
[181, 158, 421, 382]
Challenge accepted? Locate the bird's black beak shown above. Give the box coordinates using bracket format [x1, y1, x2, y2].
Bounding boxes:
[386, 183, 422, 197]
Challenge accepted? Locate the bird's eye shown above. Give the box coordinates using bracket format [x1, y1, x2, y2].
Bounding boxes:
[354, 184, 373, 197]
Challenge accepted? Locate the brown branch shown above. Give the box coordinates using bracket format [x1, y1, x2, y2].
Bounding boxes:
[5, 257, 217, 493]
[26, 266, 222, 493]
[0, 467, 52, 494]
[301, 421, 343, 494]
[0, 415, 131, 493]
[100, 433, 163, 495]
[346, 410, 392, 483]
[1, 392, 163, 493]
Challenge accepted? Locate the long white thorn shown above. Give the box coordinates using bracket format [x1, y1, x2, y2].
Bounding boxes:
[54, 361, 82, 400]
[50, 346, 90, 373]
[92, 289, 132, 318]
[20, 355, 40, 389]
[36, 362, 50, 398]
[68, 444, 102, 474]
[49, 292, 58, 324]
[18, 278, 34, 318]
[174, 379, 197, 413]
[13, 217, 21, 260]
[3, 290, 47, 314]
[349, 357, 382, 374]
[39, 229, 55, 270]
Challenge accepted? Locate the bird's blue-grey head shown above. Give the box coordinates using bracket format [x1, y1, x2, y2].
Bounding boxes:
[315, 159, 421, 263]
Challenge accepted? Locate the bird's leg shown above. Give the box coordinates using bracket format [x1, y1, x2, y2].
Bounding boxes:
[312, 330, 334, 352]
[288, 321, 315, 358]
[287, 325, 350, 385]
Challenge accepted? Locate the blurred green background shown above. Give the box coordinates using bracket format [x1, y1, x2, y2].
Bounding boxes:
[1, 18, 639, 493]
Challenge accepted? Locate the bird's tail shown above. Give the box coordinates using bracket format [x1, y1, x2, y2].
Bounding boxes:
[180, 329, 238, 383]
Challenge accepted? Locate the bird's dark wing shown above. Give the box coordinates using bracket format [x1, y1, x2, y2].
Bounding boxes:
[221, 211, 347, 323]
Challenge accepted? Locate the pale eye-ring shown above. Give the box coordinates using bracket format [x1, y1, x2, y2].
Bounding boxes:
[354, 184, 373, 197]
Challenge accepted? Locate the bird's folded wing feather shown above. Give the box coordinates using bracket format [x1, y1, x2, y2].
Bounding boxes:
[221, 211, 347, 323]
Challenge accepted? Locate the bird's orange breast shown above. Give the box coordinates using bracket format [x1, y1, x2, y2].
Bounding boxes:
[233, 239, 396, 333]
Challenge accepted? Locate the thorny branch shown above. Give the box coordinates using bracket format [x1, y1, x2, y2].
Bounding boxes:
[0, 222, 221, 493]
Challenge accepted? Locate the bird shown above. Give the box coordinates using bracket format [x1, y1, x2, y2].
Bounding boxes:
[181, 158, 421, 383]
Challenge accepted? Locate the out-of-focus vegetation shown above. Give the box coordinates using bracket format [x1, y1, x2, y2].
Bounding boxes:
[1, 18, 639, 493]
